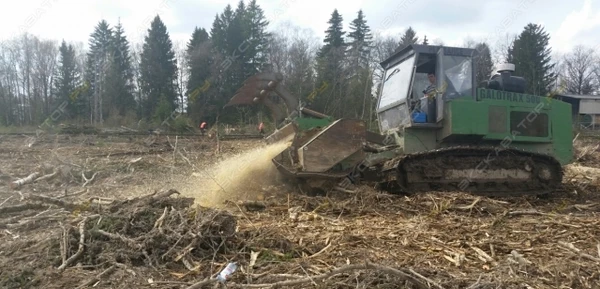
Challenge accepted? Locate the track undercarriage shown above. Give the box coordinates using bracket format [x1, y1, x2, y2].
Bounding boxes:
[275, 146, 564, 197]
[375, 147, 563, 196]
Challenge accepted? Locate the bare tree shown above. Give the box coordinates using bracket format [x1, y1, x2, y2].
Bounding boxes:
[130, 42, 144, 116]
[371, 33, 398, 85]
[18, 34, 35, 124]
[549, 51, 565, 92]
[492, 32, 516, 66]
[267, 32, 289, 74]
[268, 22, 319, 103]
[562, 45, 598, 95]
[462, 37, 477, 49]
[174, 40, 187, 112]
[32, 38, 58, 118]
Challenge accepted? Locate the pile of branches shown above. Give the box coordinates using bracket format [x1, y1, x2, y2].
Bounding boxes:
[1, 189, 239, 288]
[56, 190, 238, 273]
[1, 188, 461, 289]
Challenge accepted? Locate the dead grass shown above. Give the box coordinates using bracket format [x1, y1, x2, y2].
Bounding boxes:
[0, 134, 599, 288]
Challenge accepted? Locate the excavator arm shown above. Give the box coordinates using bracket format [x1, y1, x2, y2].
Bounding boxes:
[225, 72, 332, 144]
[225, 72, 329, 124]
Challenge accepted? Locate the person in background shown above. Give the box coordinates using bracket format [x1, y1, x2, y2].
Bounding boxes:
[258, 122, 265, 135]
[199, 121, 207, 135]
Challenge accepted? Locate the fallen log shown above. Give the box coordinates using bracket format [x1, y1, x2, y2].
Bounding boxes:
[10, 172, 41, 190]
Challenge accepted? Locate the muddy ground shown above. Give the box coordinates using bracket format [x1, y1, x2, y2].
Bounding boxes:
[0, 133, 599, 289]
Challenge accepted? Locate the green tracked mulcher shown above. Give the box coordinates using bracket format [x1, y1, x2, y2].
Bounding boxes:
[225, 44, 574, 196]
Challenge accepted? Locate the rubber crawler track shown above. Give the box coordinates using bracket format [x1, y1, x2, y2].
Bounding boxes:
[377, 146, 564, 197]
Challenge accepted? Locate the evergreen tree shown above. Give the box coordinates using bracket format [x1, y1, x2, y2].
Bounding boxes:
[210, 11, 226, 56]
[228, 1, 248, 84]
[187, 27, 210, 53]
[139, 15, 178, 121]
[54, 40, 85, 118]
[186, 27, 212, 123]
[106, 20, 135, 116]
[85, 20, 113, 124]
[507, 23, 556, 96]
[347, 9, 372, 68]
[205, 1, 272, 124]
[206, 6, 237, 123]
[318, 9, 345, 58]
[346, 9, 373, 119]
[397, 27, 418, 51]
[245, 0, 271, 73]
[474, 42, 494, 85]
[314, 9, 346, 115]
[422, 35, 429, 45]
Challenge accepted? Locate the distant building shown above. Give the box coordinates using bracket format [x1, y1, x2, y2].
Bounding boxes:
[555, 94, 600, 130]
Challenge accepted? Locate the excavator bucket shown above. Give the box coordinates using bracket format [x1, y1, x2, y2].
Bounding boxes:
[225, 73, 270, 106]
[225, 72, 332, 145]
[225, 72, 289, 133]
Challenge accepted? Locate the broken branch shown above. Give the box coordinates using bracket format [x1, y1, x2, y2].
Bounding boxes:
[75, 264, 117, 289]
[82, 171, 98, 187]
[93, 229, 143, 250]
[34, 170, 58, 183]
[26, 194, 78, 211]
[10, 172, 40, 190]
[558, 241, 600, 263]
[58, 217, 88, 271]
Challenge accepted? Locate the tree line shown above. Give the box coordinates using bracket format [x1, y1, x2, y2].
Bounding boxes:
[1, 1, 598, 129]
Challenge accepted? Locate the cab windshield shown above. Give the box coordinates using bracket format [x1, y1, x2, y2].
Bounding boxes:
[378, 55, 416, 109]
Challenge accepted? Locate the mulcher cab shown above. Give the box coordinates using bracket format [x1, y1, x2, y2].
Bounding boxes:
[225, 44, 574, 196]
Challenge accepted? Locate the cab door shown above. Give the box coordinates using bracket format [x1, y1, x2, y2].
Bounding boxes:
[436, 47, 444, 122]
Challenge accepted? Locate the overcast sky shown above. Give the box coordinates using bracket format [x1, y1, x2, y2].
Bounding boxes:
[1, 0, 599, 56]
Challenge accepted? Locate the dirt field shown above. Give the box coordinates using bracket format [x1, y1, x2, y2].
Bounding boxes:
[0, 133, 599, 289]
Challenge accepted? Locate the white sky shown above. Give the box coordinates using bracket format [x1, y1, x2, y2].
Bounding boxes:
[1, 0, 599, 56]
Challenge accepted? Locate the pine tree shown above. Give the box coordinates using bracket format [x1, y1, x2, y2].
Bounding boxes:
[210, 12, 226, 55]
[507, 23, 556, 96]
[318, 9, 345, 58]
[245, 0, 271, 73]
[139, 15, 178, 121]
[397, 27, 418, 51]
[187, 27, 210, 53]
[422, 35, 429, 45]
[186, 27, 212, 123]
[106, 20, 135, 116]
[54, 40, 85, 118]
[346, 9, 373, 119]
[85, 20, 113, 124]
[204, 1, 272, 124]
[314, 9, 346, 115]
[229, 1, 248, 83]
[347, 9, 372, 68]
[474, 42, 494, 85]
